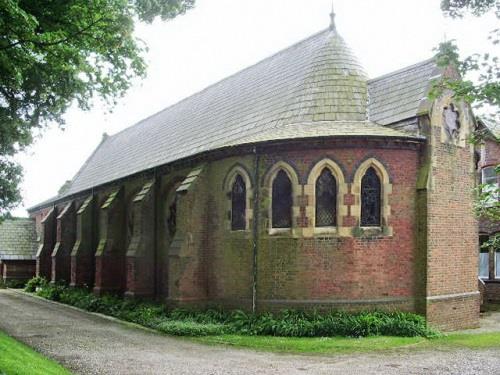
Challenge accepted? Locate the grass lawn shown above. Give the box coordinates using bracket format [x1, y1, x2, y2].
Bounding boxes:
[196, 331, 500, 355]
[0, 330, 70, 375]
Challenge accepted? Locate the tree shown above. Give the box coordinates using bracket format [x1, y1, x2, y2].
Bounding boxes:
[433, 0, 499, 125]
[435, 0, 499, 252]
[0, 0, 194, 218]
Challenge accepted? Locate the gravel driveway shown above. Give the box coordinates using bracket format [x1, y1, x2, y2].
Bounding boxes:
[0, 289, 499, 375]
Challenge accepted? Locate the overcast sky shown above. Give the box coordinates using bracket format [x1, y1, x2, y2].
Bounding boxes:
[12, 0, 498, 216]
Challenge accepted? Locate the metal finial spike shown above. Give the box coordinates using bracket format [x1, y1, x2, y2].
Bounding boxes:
[329, 3, 336, 31]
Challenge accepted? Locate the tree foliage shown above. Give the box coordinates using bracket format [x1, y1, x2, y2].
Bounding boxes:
[0, 0, 194, 217]
[433, 1, 499, 121]
[437, 0, 499, 252]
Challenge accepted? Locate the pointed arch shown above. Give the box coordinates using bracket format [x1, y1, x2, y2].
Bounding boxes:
[315, 168, 337, 227]
[224, 164, 253, 231]
[352, 158, 392, 232]
[305, 158, 347, 232]
[360, 167, 381, 226]
[264, 161, 300, 232]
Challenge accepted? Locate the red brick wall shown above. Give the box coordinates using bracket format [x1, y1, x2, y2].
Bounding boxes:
[2, 260, 36, 282]
[206, 146, 421, 311]
[423, 98, 480, 330]
[484, 281, 500, 302]
[26, 129, 480, 330]
[480, 138, 500, 169]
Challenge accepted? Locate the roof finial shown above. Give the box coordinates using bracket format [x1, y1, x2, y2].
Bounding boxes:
[329, 3, 336, 32]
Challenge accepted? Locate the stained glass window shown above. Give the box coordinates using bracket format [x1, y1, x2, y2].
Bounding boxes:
[315, 168, 337, 227]
[231, 174, 246, 230]
[272, 170, 292, 228]
[361, 167, 381, 227]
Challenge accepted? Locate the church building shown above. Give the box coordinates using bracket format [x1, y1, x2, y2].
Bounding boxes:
[28, 14, 481, 331]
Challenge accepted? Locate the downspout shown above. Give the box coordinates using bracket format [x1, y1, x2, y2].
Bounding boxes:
[153, 168, 158, 299]
[252, 146, 260, 313]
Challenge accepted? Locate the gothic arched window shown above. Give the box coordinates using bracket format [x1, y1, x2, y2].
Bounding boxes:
[315, 168, 337, 227]
[272, 170, 292, 228]
[231, 174, 246, 230]
[361, 167, 381, 227]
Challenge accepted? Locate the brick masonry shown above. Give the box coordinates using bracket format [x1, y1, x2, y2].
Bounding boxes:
[51, 202, 76, 283]
[1, 260, 36, 283]
[26, 102, 482, 331]
[70, 196, 95, 287]
[36, 208, 56, 280]
[421, 94, 480, 330]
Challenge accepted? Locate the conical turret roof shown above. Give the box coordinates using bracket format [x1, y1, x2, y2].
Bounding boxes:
[283, 29, 368, 123]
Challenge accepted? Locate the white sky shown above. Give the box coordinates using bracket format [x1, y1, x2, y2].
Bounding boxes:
[12, 0, 499, 216]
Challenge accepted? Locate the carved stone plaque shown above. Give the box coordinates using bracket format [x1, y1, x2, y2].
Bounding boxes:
[443, 104, 460, 142]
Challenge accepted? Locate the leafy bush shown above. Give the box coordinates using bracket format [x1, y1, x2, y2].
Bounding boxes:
[24, 277, 437, 338]
[24, 276, 48, 292]
[156, 320, 227, 336]
[4, 279, 27, 288]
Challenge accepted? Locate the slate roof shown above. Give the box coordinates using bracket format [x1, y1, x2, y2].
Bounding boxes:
[30, 27, 437, 210]
[223, 121, 424, 146]
[0, 219, 38, 260]
[367, 59, 440, 125]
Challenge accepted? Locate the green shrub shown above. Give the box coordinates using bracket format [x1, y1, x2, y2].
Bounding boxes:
[23, 277, 437, 338]
[24, 276, 48, 292]
[4, 279, 27, 289]
[156, 320, 227, 336]
[36, 283, 66, 301]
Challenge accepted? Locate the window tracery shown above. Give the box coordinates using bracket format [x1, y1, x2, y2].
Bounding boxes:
[272, 170, 293, 228]
[361, 167, 381, 227]
[315, 168, 337, 227]
[231, 174, 246, 230]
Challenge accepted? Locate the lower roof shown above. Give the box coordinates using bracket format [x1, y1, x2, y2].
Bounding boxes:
[0, 219, 37, 260]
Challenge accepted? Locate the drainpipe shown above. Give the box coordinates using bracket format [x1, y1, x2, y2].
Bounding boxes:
[153, 168, 158, 300]
[252, 146, 260, 313]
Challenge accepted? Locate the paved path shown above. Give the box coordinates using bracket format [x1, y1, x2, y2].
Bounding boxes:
[1, 289, 500, 375]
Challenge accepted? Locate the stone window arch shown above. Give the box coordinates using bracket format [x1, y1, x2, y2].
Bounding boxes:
[264, 161, 300, 233]
[224, 165, 253, 231]
[352, 158, 392, 234]
[305, 158, 348, 234]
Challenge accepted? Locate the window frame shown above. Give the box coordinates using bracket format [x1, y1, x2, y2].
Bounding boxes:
[479, 248, 490, 280]
[224, 165, 253, 232]
[271, 169, 293, 230]
[315, 168, 338, 228]
[230, 174, 247, 231]
[360, 167, 382, 227]
[496, 248, 500, 280]
[351, 158, 392, 235]
[305, 158, 348, 236]
[481, 166, 499, 207]
[264, 162, 300, 235]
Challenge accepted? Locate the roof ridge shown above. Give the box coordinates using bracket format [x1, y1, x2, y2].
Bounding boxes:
[368, 57, 435, 83]
[107, 28, 332, 140]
